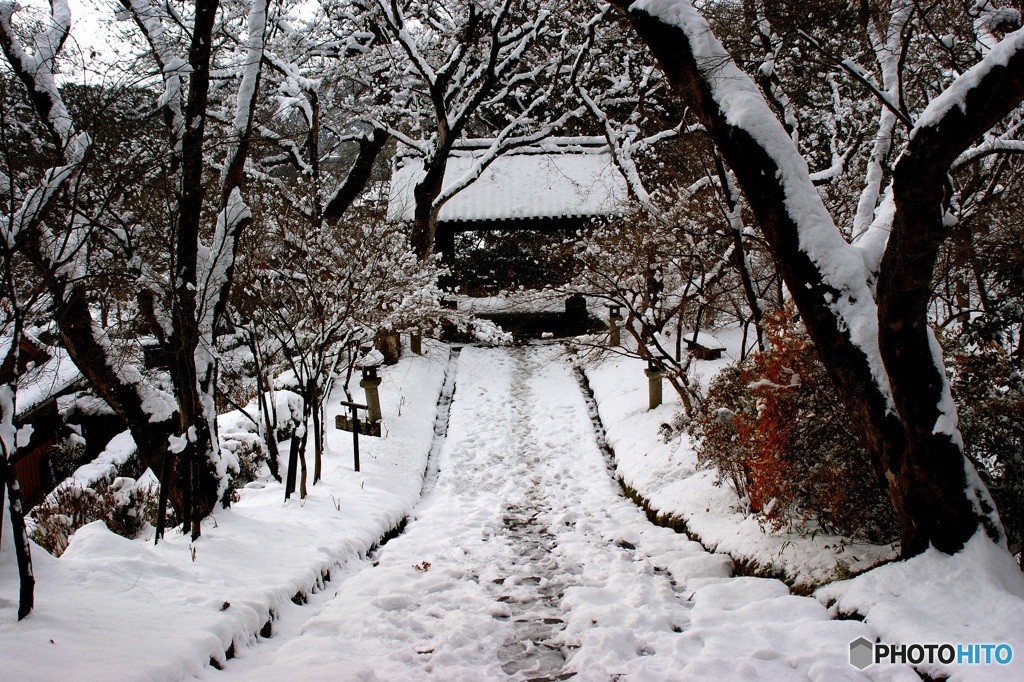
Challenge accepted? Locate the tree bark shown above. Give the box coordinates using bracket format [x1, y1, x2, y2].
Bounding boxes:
[312, 392, 323, 485]
[876, 45, 1024, 554]
[285, 424, 300, 500]
[322, 128, 390, 224]
[1, 455, 34, 620]
[410, 149, 449, 259]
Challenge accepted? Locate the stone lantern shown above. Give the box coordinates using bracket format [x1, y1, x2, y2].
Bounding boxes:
[607, 304, 623, 347]
[359, 361, 383, 423]
[644, 359, 663, 410]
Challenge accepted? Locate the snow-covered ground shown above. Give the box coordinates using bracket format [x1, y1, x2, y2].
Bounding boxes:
[578, 326, 898, 588]
[0, 340, 451, 680]
[2, 338, 1022, 680]
[203, 344, 915, 681]
[578, 328, 1024, 681]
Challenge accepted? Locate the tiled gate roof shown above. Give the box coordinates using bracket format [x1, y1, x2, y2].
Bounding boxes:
[387, 138, 629, 223]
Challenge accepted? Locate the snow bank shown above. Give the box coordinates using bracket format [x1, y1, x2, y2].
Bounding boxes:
[818, 533, 1024, 681]
[582, 327, 1024, 679]
[42, 429, 139, 505]
[580, 326, 895, 590]
[0, 340, 450, 680]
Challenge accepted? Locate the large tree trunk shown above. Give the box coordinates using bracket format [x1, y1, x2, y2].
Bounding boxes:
[612, 0, 1019, 556]
[162, 0, 222, 541]
[1, 457, 34, 620]
[875, 47, 1024, 554]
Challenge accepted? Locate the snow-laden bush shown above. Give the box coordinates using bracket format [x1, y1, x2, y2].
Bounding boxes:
[688, 306, 898, 542]
[47, 433, 87, 483]
[219, 435, 268, 506]
[30, 478, 160, 557]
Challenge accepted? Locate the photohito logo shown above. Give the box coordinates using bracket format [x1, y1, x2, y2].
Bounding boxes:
[849, 637, 1014, 669]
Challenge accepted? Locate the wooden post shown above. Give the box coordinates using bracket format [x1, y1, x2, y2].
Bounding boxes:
[352, 409, 360, 473]
[339, 400, 369, 472]
[410, 330, 422, 355]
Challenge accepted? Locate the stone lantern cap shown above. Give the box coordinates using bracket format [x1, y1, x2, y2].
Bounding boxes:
[357, 349, 385, 369]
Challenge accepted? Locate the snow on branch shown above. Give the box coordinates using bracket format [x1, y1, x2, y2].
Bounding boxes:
[223, 0, 269, 189]
[122, 0, 188, 154]
[198, 187, 252, 333]
[754, 0, 798, 143]
[851, 184, 895, 279]
[851, 0, 914, 244]
[0, 0, 75, 147]
[577, 84, 667, 217]
[971, 0, 1022, 54]
[378, 0, 438, 86]
[796, 29, 914, 130]
[0, 0, 91, 253]
[446, 6, 549, 131]
[912, 23, 1024, 141]
[568, 6, 608, 86]
[954, 136, 1024, 167]
[6, 151, 86, 250]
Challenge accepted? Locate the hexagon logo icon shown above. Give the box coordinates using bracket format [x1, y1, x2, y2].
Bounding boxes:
[849, 637, 874, 669]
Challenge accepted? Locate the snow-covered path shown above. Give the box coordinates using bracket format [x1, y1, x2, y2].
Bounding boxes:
[210, 345, 914, 681]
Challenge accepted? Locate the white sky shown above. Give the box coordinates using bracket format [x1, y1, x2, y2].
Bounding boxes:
[11, 0, 126, 83]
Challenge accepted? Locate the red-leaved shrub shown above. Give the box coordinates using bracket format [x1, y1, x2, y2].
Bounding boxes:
[689, 306, 897, 542]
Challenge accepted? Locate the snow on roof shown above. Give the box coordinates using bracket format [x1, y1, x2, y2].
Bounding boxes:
[681, 330, 726, 350]
[387, 139, 630, 223]
[16, 344, 82, 417]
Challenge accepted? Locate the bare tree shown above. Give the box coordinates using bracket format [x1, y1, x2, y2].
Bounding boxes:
[570, 8, 772, 360]
[237, 184, 447, 495]
[0, 0, 96, 618]
[0, 237, 40, 621]
[1, 0, 272, 541]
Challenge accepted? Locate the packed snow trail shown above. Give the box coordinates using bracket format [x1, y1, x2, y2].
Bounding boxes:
[212, 345, 915, 680]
